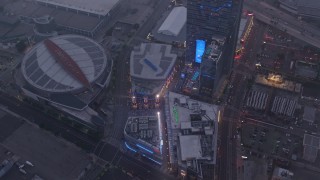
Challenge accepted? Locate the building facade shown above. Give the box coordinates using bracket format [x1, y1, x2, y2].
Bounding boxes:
[187, 0, 241, 95]
[186, 0, 234, 64]
[199, 36, 225, 96]
[16, 35, 113, 133]
[124, 115, 163, 165]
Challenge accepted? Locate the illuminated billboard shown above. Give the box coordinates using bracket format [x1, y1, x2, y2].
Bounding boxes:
[195, 40, 206, 63]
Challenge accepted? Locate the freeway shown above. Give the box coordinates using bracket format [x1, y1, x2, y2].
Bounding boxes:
[244, 0, 320, 48]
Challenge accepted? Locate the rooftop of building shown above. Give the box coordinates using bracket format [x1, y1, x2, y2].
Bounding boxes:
[152, 6, 186, 43]
[295, 61, 318, 79]
[4, 1, 102, 32]
[303, 106, 316, 123]
[272, 167, 293, 180]
[124, 115, 161, 149]
[130, 43, 177, 80]
[0, 109, 91, 179]
[186, 0, 235, 37]
[255, 74, 301, 93]
[21, 34, 108, 93]
[303, 134, 320, 148]
[301, 83, 320, 100]
[157, 6, 186, 37]
[167, 92, 219, 129]
[303, 134, 320, 162]
[51, 103, 104, 127]
[167, 92, 218, 164]
[201, 36, 225, 75]
[36, 0, 120, 16]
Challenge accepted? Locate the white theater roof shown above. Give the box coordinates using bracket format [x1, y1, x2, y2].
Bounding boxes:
[158, 6, 187, 36]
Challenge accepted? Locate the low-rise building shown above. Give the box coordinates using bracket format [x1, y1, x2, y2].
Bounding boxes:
[124, 114, 163, 165]
[272, 167, 293, 180]
[130, 43, 177, 96]
[255, 74, 301, 93]
[164, 92, 219, 179]
[303, 106, 316, 124]
[16, 35, 113, 132]
[271, 96, 297, 117]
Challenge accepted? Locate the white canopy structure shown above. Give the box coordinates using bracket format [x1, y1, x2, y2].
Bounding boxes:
[157, 6, 186, 36]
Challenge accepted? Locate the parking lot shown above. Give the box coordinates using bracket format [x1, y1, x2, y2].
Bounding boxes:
[241, 123, 303, 160]
[0, 109, 93, 180]
[256, 24, 320, 78]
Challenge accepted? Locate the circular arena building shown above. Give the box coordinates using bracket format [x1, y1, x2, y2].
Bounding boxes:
[18, 35, 112, 130]
[21, 34, 108, 94]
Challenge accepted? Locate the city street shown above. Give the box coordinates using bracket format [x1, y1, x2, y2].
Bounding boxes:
[96, 0, 175, 179]
[93, 142, 174, 180]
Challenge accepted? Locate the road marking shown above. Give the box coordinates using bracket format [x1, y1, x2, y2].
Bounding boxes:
[121, 156, 151, 172]
[98, 142, 107, 157]
[93, 141, 102, 154]
[111, 149, 120, 164]
[245, 117, 286, 129]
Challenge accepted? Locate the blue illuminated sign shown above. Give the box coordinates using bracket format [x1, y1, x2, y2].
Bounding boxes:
[125, 142, 137, 153]
[136, 144, 154, 154]
[195, 40, 206, 63]
[181, 73, 185, 79]
[142, 154, 162, 165]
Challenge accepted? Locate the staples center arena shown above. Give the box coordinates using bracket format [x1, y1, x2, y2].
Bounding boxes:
[17, 35, 112, 132]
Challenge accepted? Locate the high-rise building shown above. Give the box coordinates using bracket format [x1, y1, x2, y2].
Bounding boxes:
[199, 36, 225, 96]
[187, 0, 242, 95]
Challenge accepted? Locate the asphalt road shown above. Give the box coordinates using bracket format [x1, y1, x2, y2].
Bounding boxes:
[106, 43, 131, 147]
[217, 0, 244, 179]
[94, 142, 175, 180]
[97, 1, 175, 179]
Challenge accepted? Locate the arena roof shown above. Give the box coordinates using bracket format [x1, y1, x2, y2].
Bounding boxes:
[21, 35, 108, 93]
[130, 43, 177, 80]
[36, 0, 120, 16]
[157, 6, 187, 36]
